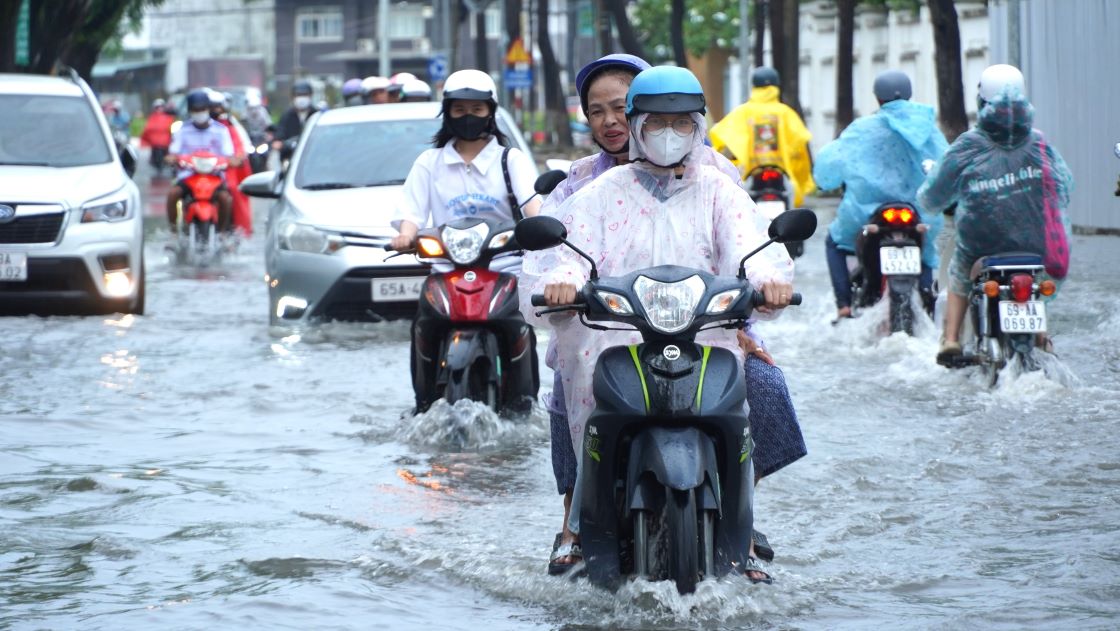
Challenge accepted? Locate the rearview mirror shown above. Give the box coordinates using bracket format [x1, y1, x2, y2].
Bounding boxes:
[768, 208, 817, 243]
[280, 138, 298, 161]
[119, 144, 137, 178]
[534, 169, 567, 196]
[514, 215, 567, 251]
[240, 170, 280, 199]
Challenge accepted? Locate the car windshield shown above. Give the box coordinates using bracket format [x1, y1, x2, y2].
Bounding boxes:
[294, 116, 522, 190]
[0, 95, 112, 167]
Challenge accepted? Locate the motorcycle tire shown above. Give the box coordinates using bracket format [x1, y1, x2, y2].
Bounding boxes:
[888, 291, 914, 336]
[665, 487, 700, 594]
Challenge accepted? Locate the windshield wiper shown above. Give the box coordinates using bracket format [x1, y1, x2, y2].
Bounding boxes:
[364, 179, 406, 187]
[0, 161, 54, 167]
[302, 182, 359, 190]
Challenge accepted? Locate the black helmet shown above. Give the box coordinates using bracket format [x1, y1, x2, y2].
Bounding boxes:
[292, 80, 313, 96]
[873, 70, 912, 103]
[186, 89, 211, 111]
[751, 67, 780, 88]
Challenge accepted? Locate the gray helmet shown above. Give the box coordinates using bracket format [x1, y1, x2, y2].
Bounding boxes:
[873, 70, 912, 103]
[292, 80, 313, 96]
[751, 67, 780, 88]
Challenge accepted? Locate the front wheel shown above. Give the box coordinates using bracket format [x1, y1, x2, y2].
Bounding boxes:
[665, 488, 700, 594]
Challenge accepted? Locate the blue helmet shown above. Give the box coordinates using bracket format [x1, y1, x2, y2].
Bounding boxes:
[341, 78, 363, 98]
[186, 89, 211, 111]
[625, 66, 706, 117]
[574, 53, 651, 114]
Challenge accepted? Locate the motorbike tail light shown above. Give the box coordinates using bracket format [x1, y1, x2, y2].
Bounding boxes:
[881, 208, 915, 225]
[424, 278, 450, 315]
[760, 193, 780, 201]
[758, 169, 781, 182]
[1039, 279, 1057, 296]
[1010, 274, 1033, 302]
[983, 280, 1001, 298]
[417, 236, 445, 258]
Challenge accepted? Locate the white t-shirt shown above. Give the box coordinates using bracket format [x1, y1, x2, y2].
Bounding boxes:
[169, 121, 235, 180]
[394, 136, 537, 273]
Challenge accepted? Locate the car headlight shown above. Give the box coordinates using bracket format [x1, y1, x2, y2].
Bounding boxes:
[279, 221, 343, 254]
[442, 223, 488, 264]
[633, 274, 706, 334]
[81, 195, 131, 223]
[705, 289, 742, 315]
[595, 290, 634, 315]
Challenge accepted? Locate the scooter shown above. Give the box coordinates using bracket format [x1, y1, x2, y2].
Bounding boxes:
[517, 208, 817, 594]
[848, 201, 932, 335]
[941, 252, 1056, 386]
[745, 165, 803, 259]
[173, 150, 228, 265]
[399, 169, 568, 416]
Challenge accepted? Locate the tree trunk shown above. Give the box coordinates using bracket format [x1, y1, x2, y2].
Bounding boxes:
[505, 0, 522, 43]
[779, 0, 801, 116]
[537, 0, 572, 147]
[768, 0, 784, 75]
[752, 0, 766, 68]
[596, 0, 612, 56]
[669, 0, 688, 68]
[605, 0, 647, 59]
[0, 0, 22, 71]
[927, 0, 968, 141]
[474, 9, 490, 73]
[834, 0, 855, 135]
[27, 0, 89, 75]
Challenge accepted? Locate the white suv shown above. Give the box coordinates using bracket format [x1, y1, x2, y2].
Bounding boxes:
[0, 71, 144, 315]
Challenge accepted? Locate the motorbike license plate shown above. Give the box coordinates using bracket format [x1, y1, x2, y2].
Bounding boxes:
[998, 300, 1047, 333]
[371, 276, 424, 302]
[0, 252, 28, 281]
[880, 246, 921, 276]
[755, 200, 787, 221]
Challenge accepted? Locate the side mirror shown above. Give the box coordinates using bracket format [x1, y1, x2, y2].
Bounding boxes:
[768, 208, 817, 243]
[280, 138, 298, 161]
[514, 215, 567, 251]
[119, 143, 137, 178]
[240, 170, 281, 199]
[534, 169, 567, 196]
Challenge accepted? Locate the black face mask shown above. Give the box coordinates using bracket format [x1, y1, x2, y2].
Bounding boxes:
[448, 114, 490, 141]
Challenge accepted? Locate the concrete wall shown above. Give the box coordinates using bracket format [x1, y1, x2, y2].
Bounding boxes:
[990, 0, 1120, 231]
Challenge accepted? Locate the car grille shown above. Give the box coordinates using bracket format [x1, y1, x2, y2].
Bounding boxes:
[0, 212, 65, 244]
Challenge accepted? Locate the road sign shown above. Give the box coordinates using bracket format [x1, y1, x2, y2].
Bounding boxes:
[504, 38, 531, 65]
[427, 54, 448, 82]
[504, 67, 533, 90]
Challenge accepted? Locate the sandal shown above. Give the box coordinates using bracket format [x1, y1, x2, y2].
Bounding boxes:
[753, 529, 774, 563]
[548, 532, 583, 576]
[742, 555, 773, 585]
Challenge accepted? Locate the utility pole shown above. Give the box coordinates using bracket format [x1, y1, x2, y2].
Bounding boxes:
[739, 0, 750, 103]
[378, 0, 390, 77]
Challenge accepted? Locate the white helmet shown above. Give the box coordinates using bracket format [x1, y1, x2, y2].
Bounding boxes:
[442, 69, 498, 105]
[400, 79, 432, 99]
[978, 64, 1025, 102]
[360, 75, 391, 95]
[390, 72, 418, 86]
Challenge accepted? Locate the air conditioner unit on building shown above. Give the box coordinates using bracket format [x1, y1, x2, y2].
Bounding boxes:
[357, 38, 375, 53]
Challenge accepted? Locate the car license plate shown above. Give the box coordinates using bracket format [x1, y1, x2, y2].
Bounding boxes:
[998, 300, 1047, 333]
[371, 276, 424, 302]
[0, 252, 27, 281]
[755, 200, 786, 221]
[880, 246, 921, 275]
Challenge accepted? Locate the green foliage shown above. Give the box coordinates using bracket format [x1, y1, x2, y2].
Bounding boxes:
[632, 0, 742, 60]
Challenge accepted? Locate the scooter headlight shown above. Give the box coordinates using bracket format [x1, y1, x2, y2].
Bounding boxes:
[633, 274, 706, 334]
[191, 156, 219, 174]
[441, 223, 488, 264]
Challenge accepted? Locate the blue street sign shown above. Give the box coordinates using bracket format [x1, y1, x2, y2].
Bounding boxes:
[504, 68, 533, 89]
[428, 54, 449, 82]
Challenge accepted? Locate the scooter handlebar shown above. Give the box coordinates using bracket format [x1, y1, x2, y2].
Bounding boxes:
[530, 293, 587, 307]
[750, 291, 802, 307]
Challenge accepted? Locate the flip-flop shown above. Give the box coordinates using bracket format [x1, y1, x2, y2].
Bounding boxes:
[742, 555, 773, 585]
[548, 532, 583, 576]
[753, 529, 774, 563]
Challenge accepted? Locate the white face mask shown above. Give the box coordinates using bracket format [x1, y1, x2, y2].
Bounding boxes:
[294, 96, 312, 110]
[190, 111, 210, 125]
[642, 126, 694, 167]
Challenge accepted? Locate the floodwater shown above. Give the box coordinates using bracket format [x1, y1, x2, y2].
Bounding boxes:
[2, 190, 1119, 630]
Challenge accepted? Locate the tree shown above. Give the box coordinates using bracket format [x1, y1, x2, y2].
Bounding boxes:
[633, 0, 741, 64]
[0, 0, 164, 80]
[537, 0, 572, 147]
[768, 0, 801, 116]
[753, 0, 766, 67]
[834, 0, 855, 135]
[669, 0, 688, 67]
[604, 0, 648, 59]
[927, 0, 968, 141]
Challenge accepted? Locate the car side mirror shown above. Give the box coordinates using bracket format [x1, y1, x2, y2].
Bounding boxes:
[280, 138, 298, 162]
[240, 170, 281, 199]
[119, 143, 137, 178]
[534, 169, 567, 196]
[514, 215, 567, 251]
[768, 208, 817, 243]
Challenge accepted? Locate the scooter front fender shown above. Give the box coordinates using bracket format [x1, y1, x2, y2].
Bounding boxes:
[439, 328, 500, 402]
[626, 426, 717, 494]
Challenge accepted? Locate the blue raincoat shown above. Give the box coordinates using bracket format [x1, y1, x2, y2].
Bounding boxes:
[814, 99, 948, 268]
[918, 90, 1073, 295]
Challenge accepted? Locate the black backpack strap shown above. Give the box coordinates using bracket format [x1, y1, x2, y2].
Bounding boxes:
[501, 147, 523, 221]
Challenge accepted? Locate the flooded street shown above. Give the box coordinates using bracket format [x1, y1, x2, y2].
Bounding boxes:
[2, 166, 1119, 629]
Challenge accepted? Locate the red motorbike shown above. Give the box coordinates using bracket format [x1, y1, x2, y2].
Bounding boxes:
[174, 151, 228, 264]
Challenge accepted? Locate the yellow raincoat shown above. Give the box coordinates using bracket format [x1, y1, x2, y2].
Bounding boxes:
[709, 85, 816, 206]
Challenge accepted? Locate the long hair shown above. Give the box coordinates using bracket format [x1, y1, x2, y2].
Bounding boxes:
[431, 99, 510, 148]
